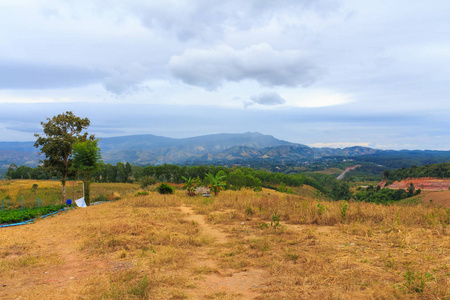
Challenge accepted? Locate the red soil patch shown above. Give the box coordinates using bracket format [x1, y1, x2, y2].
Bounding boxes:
[378, 178, 450, 191]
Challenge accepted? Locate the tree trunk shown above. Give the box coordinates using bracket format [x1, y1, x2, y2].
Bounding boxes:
[84, 178, 91, 206]
[61, 178, 66, 205]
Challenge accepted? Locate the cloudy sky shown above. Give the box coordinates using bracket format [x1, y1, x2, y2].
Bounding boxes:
[1, 0, 449, 150]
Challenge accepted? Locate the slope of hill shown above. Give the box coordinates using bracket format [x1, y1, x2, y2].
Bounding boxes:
[2, 183, 450, 299]
[382, 178, 450, 191]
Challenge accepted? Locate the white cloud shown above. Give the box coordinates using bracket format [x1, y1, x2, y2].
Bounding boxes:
[309, 142, 370, 148]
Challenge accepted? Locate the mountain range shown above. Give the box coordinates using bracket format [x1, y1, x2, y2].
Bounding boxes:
[1, 132, 448, 168]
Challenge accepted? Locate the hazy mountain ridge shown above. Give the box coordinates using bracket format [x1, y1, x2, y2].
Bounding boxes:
[1, 132, 445, 168]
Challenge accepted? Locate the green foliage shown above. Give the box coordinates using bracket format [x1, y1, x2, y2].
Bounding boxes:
[317, 204, 328, 216]
[270, 212, 281, 228]
[72, 139, 102, 206]
[156, 183, 175, 194]
[0, 205, 68, 224]
[339, 200, 348, 220]
[227, 169, 262, 191]
[331, 181, 352, 200]
[31, 184, 38, 195]
[355, 185, 421, 204]
[134, 191, 149, 196]
[72, 140, 102, 173]
[34, 111, 94, 203]
[395, 270, 434, 294]
[181, 176, 199, 196]
[278, 182, 286, 193]
[384, 162, 450, 181]
[245, 206, 253, 216]
[10, 163, 354, 201]
[204, 172, 227, 196]
[140, 175, 157, 189]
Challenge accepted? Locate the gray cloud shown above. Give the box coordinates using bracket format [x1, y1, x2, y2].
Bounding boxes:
[170, 44, 319, 90]
[129, 0, 338, 42]
[0, 61, 105, 89]
[102, 64, 151, 95]
[249, 92, 286, 106]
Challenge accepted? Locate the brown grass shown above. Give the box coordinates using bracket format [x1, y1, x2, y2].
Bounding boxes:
[1, 181, 449, 299]
[0, 180, 140, 208]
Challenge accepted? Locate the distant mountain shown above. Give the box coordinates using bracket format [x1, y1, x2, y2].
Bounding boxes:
[0, 132, 448, 168]
[98, 132, 291, 153]
[99, 132, 293, 165]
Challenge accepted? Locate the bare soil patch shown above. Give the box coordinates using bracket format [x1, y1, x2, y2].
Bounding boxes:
[381, 178, 450, 191]
[179, 206, 229, 244]
[179, 205, 267, 299]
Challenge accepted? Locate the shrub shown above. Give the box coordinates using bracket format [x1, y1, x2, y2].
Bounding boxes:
[140, 176, 157, 189]
[135, 190, 149, 196]
[156, 183, 175, 195]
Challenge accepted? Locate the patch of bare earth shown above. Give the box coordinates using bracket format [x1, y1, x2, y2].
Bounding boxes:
[179, 206, 267, 299]
[380, 178, 450, 191]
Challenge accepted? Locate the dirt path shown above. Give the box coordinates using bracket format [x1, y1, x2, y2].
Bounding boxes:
[336, 165, 360, 180]
[180, 206, 228, 244]
[179, 206, 266, 299]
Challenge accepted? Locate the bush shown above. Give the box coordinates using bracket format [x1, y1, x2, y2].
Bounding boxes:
[156, 183, 175, 195]
[135, 190, 149, 196]
[140, 176, 157, 189]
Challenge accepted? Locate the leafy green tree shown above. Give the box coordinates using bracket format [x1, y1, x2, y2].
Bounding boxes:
[116, 162, 126, 182]
[6, 163, 17, 179]
[407, 183, 415, 197]
[72, 140, 102, 206]
[34, 111, 94, 203]
[205, 172, 227, 196]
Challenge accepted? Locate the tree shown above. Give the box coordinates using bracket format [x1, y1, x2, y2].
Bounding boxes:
[205, 172, 227, 196]
[6, 163, 17, 179]
[34, 111, 94, 204]
[407, 182, 415, 197]
[181, 176, 199, 196]
[71, 139, 102, 206]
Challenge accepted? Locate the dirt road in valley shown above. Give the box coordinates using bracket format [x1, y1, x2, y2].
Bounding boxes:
[336, 165, 360, 180]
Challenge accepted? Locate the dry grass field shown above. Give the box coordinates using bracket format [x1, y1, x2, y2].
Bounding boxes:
[1, 181, 450, 299]
[0, 180, 141, 208]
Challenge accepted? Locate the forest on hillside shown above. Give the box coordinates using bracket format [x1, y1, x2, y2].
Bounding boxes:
[383, 162, 450, 181]
[4, 163, 352, 201]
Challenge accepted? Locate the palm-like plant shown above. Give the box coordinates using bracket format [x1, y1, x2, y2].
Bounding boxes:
[181, 176, 199, 196]
[205, 172, 227, 196]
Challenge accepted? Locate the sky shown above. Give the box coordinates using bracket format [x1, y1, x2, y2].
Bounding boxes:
[1, 0, 449, 150]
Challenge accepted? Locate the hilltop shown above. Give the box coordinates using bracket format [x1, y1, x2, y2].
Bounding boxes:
[1, 182, 449, 299]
